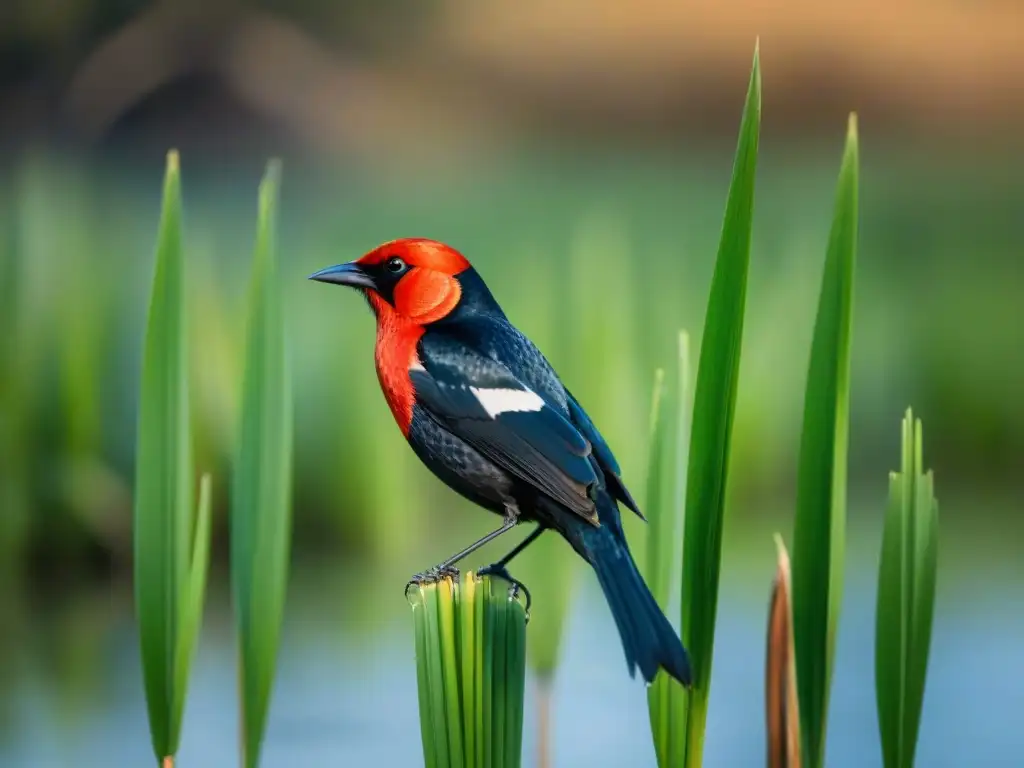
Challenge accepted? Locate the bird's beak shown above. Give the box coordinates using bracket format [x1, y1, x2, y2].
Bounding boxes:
[307, 261, 375, 289]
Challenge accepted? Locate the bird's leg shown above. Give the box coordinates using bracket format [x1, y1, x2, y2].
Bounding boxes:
[482, 524, 545, 571]
[405, 504, 520, 596]
[477, 524, 545, 615]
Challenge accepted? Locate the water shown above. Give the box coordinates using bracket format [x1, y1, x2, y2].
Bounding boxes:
[3, 549, 1021, 767]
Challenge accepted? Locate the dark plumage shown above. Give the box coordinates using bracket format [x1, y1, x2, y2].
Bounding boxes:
[310, 238, 691, 685]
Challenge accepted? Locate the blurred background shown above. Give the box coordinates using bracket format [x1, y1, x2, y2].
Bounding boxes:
[1, 1, 1022, 766]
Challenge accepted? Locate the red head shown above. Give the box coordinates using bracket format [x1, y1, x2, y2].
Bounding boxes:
[309, 238, 471, 326]
[310, 238, 476, 434]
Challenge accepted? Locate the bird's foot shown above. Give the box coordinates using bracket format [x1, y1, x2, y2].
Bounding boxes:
[476, 563, 532, 618]
[404, 564, 460, 600]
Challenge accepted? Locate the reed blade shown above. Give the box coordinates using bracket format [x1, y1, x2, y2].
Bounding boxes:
[766, 535, 801, 768]
[173, 473, 212, 736]
[790, 115, 859, 767]
[678, 43, 761, 766]
[646, 331, 693, 767]
[411, 575, 527, 767]
[644, 366, 672, 767]
[460, 575, 477, 768]
[231, 160, 294, 768]
[133, 150, 199, 763]
[875, 410, 939, 768]
[439, 578, 465, 768]
[413, 590, 438, 768]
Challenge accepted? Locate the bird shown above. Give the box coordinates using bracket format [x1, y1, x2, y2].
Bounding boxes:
[309, 237, 691, 686]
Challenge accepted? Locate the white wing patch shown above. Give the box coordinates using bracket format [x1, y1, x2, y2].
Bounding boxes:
[470, 387, 545, 418]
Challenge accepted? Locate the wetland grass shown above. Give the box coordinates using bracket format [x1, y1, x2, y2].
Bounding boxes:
[133, 155, 292, 766]
[133, 151, 213, 766]
[410, 573, 528, 768]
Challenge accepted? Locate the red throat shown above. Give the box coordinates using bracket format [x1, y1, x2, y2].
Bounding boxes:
[357, 238, 470, 435]
[367, 292, 422, 436]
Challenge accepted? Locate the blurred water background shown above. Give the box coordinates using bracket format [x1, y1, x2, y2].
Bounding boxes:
[1, 2, 1022, 766]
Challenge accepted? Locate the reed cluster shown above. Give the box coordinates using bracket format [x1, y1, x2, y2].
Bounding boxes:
[409, 43, 940, 768]
[124, 44, 939, 768]
[410, 573, 528, 768]
[133, 153, 293, 766]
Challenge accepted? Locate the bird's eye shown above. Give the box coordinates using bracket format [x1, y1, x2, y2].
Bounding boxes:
[385, 256, 407, 274]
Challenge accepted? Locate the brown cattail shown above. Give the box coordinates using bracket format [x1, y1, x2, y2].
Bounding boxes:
[766, 535, 801, 768]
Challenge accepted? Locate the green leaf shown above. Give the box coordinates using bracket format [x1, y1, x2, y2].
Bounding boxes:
[507, 597, 526, 768]
[411, 574, 527, 767]
[460, 576, 477, 767]
[875, 410, 939, 768]
[133, 150, 196, 763]
[413, 593, 438, 768]
[646, 331, 692, 767]
[439, 578, 465, 768]
[429, 582, 452, 766]
[474, 586, 485, 768]
[173, 473, 213, 743]
[482, 585, 494, 768]
[643, 366, 673, 767]
[0, 171, 34, 568]
[678, 43, 760, 766]
[491, 587, 508, 767]
[643, 367, 670, 603]
[790, 114, 859, 767]
[232, 160, 294, 768]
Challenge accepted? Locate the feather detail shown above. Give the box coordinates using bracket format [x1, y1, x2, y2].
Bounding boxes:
[394, 269, 462, 324]
[368, 291, 422, 436]
[409, 332, 601, 525]
[469, 387, 545, 418]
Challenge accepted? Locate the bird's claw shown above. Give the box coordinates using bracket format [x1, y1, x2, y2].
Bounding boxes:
[404, 564, 460, 600]
[476, 563, 532, 619]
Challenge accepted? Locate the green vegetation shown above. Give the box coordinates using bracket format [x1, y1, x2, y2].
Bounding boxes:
[644, 333, 692, 766]
[0, 181, 29, 570]
[0, 40, 991, 768]
[674, 44, 760, 767]
[790, 114, 858, 768]
[395, 43, 937, 768]
[410, 573, 528, 768]
[766, 408, 940, 768]
[131, 154, 292, 766]
[631, 53, 935, 768]
[133, 151, 213, 766]
[876, 410, 939, 768]
[231, 161, 294, 768]
[0, 145, 1015, 575]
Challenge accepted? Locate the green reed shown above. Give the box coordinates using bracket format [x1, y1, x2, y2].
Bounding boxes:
[411, 573, 528, 768]
[671, 42, 761, 768]
[133, 150, 213, 766]
[644, 332, 691, 767]
[231, 161, 294, 768]
[131, 153, 292, 767]
[875, 410, 939, 768]
[789, 114, 859, 768]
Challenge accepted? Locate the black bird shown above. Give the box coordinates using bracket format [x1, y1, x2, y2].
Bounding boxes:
[310, 237, 691, 685]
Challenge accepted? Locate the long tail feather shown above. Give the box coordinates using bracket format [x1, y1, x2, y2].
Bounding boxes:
[585, 518, 692, 685]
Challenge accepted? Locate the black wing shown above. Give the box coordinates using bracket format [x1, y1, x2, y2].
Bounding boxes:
[565, 389, 645, 521]
[411, 333, 600, 525]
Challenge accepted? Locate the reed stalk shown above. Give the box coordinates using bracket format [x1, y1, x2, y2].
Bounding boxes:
[411, 573, 528, 768]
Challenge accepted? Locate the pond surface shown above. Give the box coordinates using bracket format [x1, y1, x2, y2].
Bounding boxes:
[3, 538, 1021, 768]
